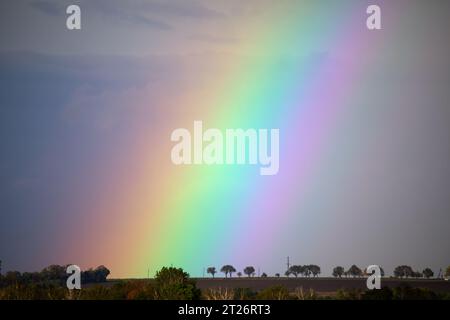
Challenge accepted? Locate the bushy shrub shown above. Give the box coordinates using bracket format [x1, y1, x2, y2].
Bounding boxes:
[203, 287, 234, 300]
[361, 287, 393, 300]
[256, 286, 290, 300]
[392, 285, 438, 300]
[153, 267, 201, 300]
[294, 286, 317, 300]
[233, 287, 257, 300]
[78, 286, 112, 300]
[335, 288, 363, 300]
[0, 283, 67, 300]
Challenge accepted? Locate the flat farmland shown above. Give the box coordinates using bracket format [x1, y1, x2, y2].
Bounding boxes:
[191, 277, 450, 293]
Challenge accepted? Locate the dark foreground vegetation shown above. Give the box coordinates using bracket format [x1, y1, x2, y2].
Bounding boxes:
[0, 267, 201, 300]
[0, 263, 110, 286]
[1, 262, 450, 300]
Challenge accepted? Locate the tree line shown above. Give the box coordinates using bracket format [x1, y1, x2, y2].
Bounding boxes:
[206, 264, 322, 278]
[0, 263, 110, 287]
[0, 260, 448, 281]
[204, 263, 448, 279]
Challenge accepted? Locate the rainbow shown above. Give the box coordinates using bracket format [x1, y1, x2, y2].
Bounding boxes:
[78, 1, 395, 278]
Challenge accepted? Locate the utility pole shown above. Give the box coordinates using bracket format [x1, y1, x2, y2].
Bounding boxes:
[287, 256, 290, 271]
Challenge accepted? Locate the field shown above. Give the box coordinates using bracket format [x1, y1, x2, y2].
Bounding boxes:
[195, 278, 450, 294]
[102, 277, 450, 295]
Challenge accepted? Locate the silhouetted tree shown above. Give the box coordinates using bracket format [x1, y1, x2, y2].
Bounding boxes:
[244, 266, 255, 277]
[207, 267, 216, 278]
[347, 265, 362, 277]
[394, 265, 413, 278]
[289, 265, 302, 277]
[422, 268, 434, 278]
[309, 265, 321, 277]
[220, 265, 236, 278]
[94, 265, 110, 282]
[394, 266, 403, 278]
[237, 272, 242, 278]
[82, 268, 95, 283]
[261, 273, 268, 278]
[284, 270, 291, 277]
[79, 265, 110, 284]
[41, 265, 66, 282]
[275, 273, 280, 278]
[303, 265, 312, 277]
[333, 266, 345, 278]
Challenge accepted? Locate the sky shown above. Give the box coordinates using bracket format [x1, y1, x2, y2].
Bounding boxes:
[0, 0, 449, 278]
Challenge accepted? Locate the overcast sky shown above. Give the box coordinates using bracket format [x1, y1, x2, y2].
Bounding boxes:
[1, 0, 449, 277]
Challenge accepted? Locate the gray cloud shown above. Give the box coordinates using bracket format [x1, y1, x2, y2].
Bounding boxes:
[88, 0, 174, 30]
[29, 0, 63, 16]
[28, 0, 173, 30]
[28, 0, 226, 30]
[140, 0, 226, 19]
[126, 13, 173, 30]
